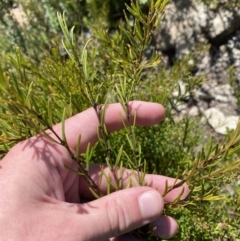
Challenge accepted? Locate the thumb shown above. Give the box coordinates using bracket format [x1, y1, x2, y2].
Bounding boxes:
[79, 187, 164, 240]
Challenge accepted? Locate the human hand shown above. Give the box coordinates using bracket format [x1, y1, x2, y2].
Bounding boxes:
[0, 101, 189, 241]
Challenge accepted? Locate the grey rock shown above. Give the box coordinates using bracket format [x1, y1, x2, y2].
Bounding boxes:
[172, 80, 189, 98]
[153, 0, 240, 135]
[188, 106, 200, 117]
[153, 0, 240, 58]
[208, 9, 240, 43]
[203, 108, 239, 134]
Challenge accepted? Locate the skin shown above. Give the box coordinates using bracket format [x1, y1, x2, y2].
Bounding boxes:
[0, 101, 189, 241]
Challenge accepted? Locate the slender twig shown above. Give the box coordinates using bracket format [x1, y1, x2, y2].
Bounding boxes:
[32, 109, 103, 197]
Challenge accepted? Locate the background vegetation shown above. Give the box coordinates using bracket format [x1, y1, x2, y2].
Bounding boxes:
[0, 0, 239, 240]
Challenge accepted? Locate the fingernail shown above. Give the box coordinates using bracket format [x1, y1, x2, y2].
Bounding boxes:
[138, 191, 162, 223]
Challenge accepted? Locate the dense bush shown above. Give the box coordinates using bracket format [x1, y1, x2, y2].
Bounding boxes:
[0, 0, 239, 240]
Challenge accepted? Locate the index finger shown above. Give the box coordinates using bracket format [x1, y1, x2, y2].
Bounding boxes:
[52, 101, 165, 152]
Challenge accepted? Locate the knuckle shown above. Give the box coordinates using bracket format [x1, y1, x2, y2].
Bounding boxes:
[105, 198, 130, 236]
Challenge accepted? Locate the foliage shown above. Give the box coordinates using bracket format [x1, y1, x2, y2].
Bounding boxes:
[0, 0, 240, 240]
[0, 0, 148, 61]
[229, 66, 240, 109]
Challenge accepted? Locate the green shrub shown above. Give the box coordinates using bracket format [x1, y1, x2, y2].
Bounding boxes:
[0, 0, 239, 240]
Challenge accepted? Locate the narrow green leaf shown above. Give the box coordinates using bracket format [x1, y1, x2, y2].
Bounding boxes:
[162, 179, 169, 197]
[126, 133, 134, 150]
[42, 131, 60, 144]
[69, 26, 76, 46]
[47, 98, 53, 127]
[100, 102, 108, 132]
[75, 134, 81, 161]
[61, 40, 76, 64]
[57, 12, 70, 41]
[140, 160, 147, 186]
[118, 161, 123, 189]
[89, 187, 100, 199]
[99, 165, 104, 188]
[105, 156, 112, 170]
[64, 164, 78, 174]
[137, 144, 142, 168]
[134, 19, 143, 41]
[123, 150, 135, 167]
[115, 145, 123, 168]
[61, 107, 67, 144]
[85, 143, 94, 171]
[0, 65, 7, 92]
[115, 84, 125, 103]
[81, 38, 93, 81]
[107, 174, 111, 195]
